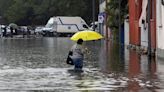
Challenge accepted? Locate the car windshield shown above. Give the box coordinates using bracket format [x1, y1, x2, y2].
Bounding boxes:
[45, 18, 54, 28]
[45, 23, 53, 28]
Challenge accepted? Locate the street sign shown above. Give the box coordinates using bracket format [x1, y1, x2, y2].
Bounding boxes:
[98, 12, 105, 23]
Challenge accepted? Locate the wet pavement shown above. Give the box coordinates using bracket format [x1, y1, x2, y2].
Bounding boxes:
[0, 37, 164, 92]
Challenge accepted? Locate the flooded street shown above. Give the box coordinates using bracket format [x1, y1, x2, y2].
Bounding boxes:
[0, 37, 164, 92]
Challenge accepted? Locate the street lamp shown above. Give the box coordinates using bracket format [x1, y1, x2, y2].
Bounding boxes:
[92, 0, 95, 31]
[105, 0, 108, 39]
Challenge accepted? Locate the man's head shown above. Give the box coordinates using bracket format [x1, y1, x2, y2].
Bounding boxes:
[77, 39, 83, 44]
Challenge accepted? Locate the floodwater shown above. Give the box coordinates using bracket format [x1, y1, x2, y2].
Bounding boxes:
[0, 37, 164, 92]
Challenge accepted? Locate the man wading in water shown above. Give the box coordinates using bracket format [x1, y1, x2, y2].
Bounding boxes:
[70, 39, 85, 71]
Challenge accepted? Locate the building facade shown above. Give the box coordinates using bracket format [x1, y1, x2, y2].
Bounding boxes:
[156, 0, 164, 58]
[128, 0, 156, 53]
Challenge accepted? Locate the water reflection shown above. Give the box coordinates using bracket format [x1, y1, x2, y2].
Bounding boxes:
[0, 38, 74, 69]
[128, 50, 140, 78]
[100, 40, 160, 92]
[127, 50, 158, 92]
[148, 57, 157, 79]
[100, 40, 125, 73]
[0, 37, 163, 91]
[128, 50, 141, 92]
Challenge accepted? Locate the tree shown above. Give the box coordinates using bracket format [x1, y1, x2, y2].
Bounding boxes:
[106, 0, 128, 28]
[0, 0, 13, 15]
[1, 0, 99, 25]
[106, 0, 128, 40]
[4, 0, 34, 25]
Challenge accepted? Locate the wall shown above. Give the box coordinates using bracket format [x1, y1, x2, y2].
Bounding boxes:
[99, 1, 106, 13]
[156, 0, 164, 58]
[128, 0, 142, 46]
[124, 19, 129, 46]
[140, 0, 148, 48]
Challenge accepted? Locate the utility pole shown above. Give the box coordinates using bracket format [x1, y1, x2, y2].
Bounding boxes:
[118, 0, 122, 63]
[92, 0, 95, 31]
[119, 0, 121, 44]
[148, 0, 151, 56]
[105, 0, 108, 39]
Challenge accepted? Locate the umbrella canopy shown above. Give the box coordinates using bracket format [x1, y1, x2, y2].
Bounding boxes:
[8, 23, 18, 29]
[70, 30, 103, 41]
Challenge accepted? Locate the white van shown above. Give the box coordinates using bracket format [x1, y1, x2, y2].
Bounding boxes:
[42, 16, 89, 36]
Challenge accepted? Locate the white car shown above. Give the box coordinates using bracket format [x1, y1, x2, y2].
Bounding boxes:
[35, 26, 43, 33]
[0, 25, 5, 36]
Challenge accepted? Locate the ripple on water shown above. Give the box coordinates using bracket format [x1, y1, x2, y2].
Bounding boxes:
[0, 67, 132, 91]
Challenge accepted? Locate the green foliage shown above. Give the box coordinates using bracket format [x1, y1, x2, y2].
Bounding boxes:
[0, 0, 13, 15]
[5, 0, 28, 23]
[0, 0, 99, 25]
[106, 0, 128, 29]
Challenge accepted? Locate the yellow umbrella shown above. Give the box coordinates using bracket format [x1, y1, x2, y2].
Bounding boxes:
[70, 30, 103, 41]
